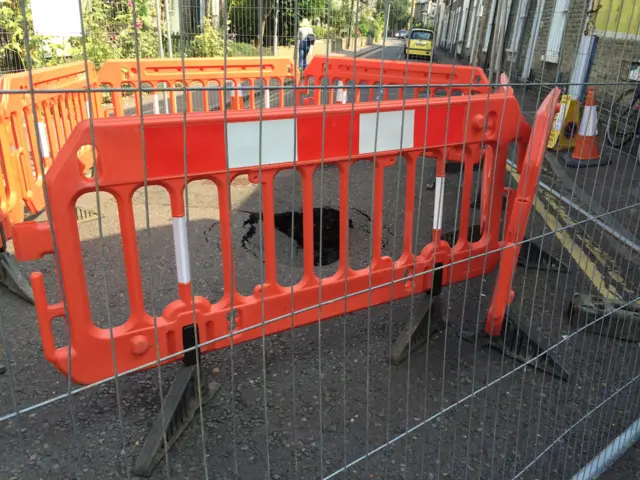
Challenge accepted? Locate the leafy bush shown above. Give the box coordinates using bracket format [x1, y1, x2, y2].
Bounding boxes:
[358, 15, 383, 41]
[0, 0, 160, 70]
[188, 19, 225, 57]
[313, 25, 328, 39]
[228, 42, 258, 57]
[0, 0, 57, 69]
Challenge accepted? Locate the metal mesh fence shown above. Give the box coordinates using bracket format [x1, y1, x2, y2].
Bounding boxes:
[1, 0, 640, 479]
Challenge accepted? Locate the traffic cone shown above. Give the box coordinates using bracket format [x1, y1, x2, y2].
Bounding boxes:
[564, 87, 609, 168]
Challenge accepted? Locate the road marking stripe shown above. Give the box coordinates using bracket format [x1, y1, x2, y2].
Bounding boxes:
[508, 165, 620, 300]
[540, 191, 633, 294]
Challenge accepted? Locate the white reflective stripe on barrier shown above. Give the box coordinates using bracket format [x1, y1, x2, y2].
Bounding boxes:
[225, 109, 420, 169]
[579, 105, 598, 136]
[336, 80, 347, 104]
[224, 110, 418, 168]
[172, 216, 191, 284]
[152, 94, 160, 114]
[433, 176, 445, 230]
[359, 110, 415, 154]
[227, 119, 297, 168]
[37, 122, 50, 158]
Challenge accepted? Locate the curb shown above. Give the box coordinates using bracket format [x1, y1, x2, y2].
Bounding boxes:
[331, 44, 384, 58]
[356, 45, 384, 58]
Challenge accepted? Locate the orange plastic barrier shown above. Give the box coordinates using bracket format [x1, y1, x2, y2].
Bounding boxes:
[13, 68, 558, 384]
[298, 55, 491, 105]
[0, 61, 102, 234]
[98, 57, 295, 117]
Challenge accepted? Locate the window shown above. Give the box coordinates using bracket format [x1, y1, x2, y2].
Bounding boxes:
[545, 0, 570, 63]
[411, 30, 434, 40]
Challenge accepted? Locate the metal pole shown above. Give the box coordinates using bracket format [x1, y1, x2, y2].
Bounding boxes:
[571, 416, 640, 480]
[346, 0, 355, 50]
[273, 0, 278, 55]
[155, 0, 165, 57]
[165, 0, 173, 57]
[384, 2, 390, 40]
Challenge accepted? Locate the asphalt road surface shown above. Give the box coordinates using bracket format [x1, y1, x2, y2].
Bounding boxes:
[1, 41, 640, 479]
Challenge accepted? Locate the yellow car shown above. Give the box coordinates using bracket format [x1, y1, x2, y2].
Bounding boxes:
[404, 28, 434, 60]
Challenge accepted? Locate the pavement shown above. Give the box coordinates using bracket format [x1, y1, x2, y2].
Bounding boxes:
[1, 40, 640, 479]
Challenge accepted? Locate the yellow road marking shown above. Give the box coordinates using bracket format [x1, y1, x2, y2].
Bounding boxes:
[540, 190, 632, 293]
[507, 166, 620, 300]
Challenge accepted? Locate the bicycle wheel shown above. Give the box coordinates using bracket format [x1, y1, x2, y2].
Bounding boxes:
[605, 88, 640, 148]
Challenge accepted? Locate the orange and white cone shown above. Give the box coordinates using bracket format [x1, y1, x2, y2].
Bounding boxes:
[565, 87, 609, 168]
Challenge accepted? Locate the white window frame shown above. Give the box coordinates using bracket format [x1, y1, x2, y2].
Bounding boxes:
[506, 0, 529, 53]
[482, 0, 498, 52]
[545, 0, 570, 63]
[457, 0, 471, 46]
[466, 0, 478, 48]
[521, 0, 545, 80]
[454, 6, 462, 47]
[469, 1, 484, 63]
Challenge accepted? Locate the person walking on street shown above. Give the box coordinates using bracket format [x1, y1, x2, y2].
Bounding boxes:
[298, 18, 315, 71]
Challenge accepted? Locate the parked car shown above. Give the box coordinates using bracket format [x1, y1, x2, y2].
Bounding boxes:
[404, 28, 434, 60]
[397, 29, 408, 39]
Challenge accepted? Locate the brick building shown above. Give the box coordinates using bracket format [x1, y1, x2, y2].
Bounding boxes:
[414, 0, 440, 27]
[436, 0, 640, 105]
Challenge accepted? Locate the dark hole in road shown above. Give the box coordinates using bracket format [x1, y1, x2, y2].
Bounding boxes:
[445, 161, 482, 174]
[241, 207, 354, 266]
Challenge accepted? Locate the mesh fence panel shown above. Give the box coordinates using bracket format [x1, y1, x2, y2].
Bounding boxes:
[1, 0, 640, 479]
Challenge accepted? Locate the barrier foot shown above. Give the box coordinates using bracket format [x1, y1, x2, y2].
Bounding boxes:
[461, 313, 570, 381]
[390, 295, 446, 364]
[390, 264, 445, 364]
[517, 238, 570, 273]
[133, 326, 220, 477]
[0, 251, 34, 303]
[568, 293, 640, 342]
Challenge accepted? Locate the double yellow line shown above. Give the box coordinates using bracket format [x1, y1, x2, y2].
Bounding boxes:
[508, 166, 632, 300]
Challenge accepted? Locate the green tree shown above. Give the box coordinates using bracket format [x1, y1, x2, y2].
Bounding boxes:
[376, 0, 411, 32]
[0, 0, 59, 69]
[229, 0, 327, 47]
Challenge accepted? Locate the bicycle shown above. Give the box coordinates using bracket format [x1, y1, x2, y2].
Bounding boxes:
[604, 85, 640, 165]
